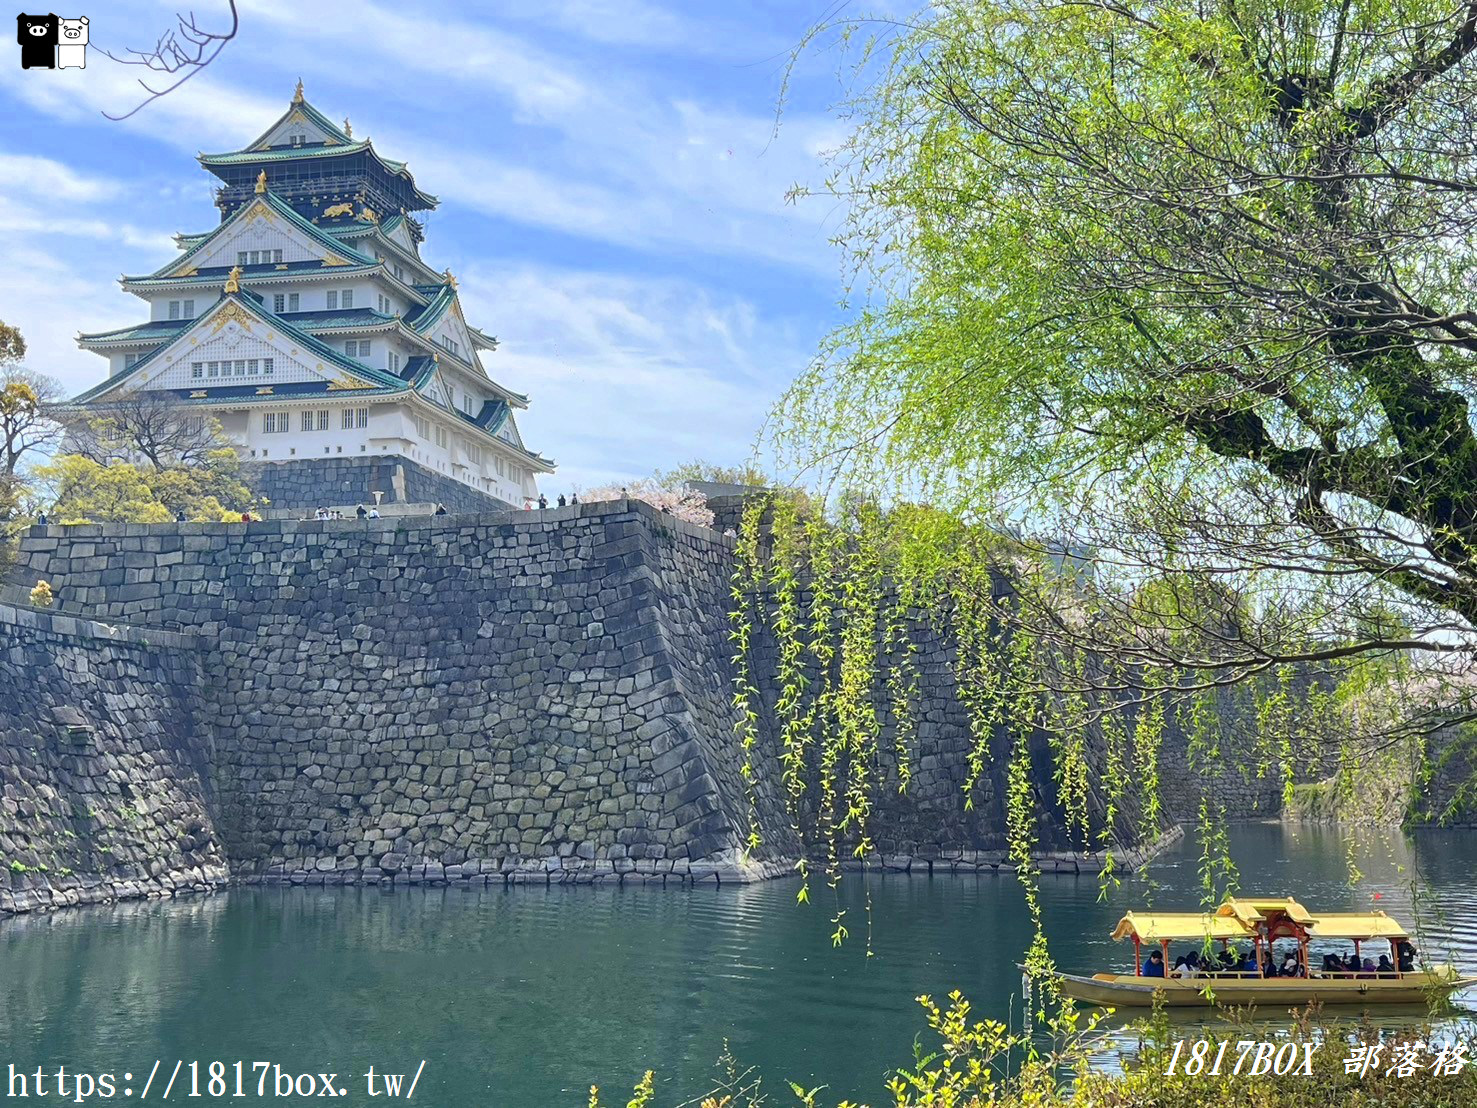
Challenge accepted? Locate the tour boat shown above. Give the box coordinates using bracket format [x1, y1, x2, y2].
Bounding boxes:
[1055, 896, 1477, 1008]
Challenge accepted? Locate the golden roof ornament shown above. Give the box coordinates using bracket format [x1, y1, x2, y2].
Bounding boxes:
[224, 265, 242, 294]
[293, 78, 305, 104]
[255, 170, 267, 194]
[343, 117, 352, 138]
[443, 268, 457, 288]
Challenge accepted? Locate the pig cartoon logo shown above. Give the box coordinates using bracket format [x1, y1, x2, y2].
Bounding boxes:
[57, 14, 86, 69]
[16, 13, 57, 69]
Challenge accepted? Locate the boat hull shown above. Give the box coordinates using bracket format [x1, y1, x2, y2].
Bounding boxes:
[1057, 970, 1477, 1008]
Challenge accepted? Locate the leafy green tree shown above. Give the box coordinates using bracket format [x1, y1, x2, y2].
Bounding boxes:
[34, 450, 256, 524]
[0, 320, 64, 524]
[781, 0, 1477, 732]
[654, 459, 773, 490]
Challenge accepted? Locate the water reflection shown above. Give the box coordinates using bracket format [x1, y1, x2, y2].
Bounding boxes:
[0, 823, 1473, 1104]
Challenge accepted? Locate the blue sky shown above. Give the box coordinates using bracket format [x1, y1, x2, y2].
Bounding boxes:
[0, 0, 862, 492]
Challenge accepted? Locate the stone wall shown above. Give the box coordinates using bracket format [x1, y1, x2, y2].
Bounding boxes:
[2, 502, 1171, 913]
[0, 604, 227, 915]
[246, 456, 515, 514]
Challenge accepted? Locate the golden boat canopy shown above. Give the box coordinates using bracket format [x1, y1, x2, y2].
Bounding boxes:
[1305, 912, 1409, 940]
[1216, 896, 1315, 926]
[1111, 899, 1411, 945]
[1109, 912, 1254, 943]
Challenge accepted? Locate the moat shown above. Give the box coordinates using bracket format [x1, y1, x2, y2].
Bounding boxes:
[3, 823, 1475, 1105]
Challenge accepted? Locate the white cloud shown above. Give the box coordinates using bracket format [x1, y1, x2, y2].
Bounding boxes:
[0, 154, 121, 202]
[459, 263, 809, 492]
[0, 51, 281, 153]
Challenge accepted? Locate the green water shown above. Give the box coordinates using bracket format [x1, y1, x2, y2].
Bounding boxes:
[3, 824, 1475, 1105]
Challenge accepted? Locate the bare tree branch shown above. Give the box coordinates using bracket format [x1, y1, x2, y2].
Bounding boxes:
[99, 2, 240, 122]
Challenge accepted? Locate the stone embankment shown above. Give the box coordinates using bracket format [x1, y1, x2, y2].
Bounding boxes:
[1, 501, 1174, 915]
[0, 604, 226, 915]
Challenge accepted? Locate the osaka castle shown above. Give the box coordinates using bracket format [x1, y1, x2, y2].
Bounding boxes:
[68, 83, 553, 513]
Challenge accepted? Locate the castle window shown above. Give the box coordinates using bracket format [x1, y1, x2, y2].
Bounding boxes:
[238, 252, 247, 266]
[191, 362, 203, 378]
[300, 410, 313, 431]
[345, 339, 372, 358]
[273, 249, 284, 264]
[273, 293, 285, 313]
[287, 294, 299, 312]
[393, 264, 404, 280]
[263, 412, 288, 433]
[263, 358, 274, 376]
[435, 426, 447, 449]
[341, 289, 354, 309]
[168, 301, 180, 320]
[388, 351, 400, 373]
[125, 352, 139, 368]
[317, 409, 330, 430]
[290, 133, 305, 147]
[326, 291, 338, 309]
[183, 300, 195, 318]
[207, 361, 220, 378]
[247, 359, 259, 376]
[356, 407, 368, 428]
[342, 408, 354, 430]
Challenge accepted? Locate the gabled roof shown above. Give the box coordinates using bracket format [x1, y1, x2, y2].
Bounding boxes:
[78, 319, 191, 347]
[406, 283, 458, 335]
[136, 190, 375, 282]
[321, 221, 438, 284]
[1216, 897, 1316, 925]
[67, 291, 408, 406]
[245, 92, 353, 151]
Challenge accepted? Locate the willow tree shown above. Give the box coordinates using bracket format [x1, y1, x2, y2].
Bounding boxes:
[775, 0, 1477, 771]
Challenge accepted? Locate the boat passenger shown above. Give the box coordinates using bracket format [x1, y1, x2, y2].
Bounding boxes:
[1377, 955, 1395, 977]
[1320, 953, 1339, 975]
[1142, 949, 1166, 977]
[1397, 941, 1416, 973]
[1281, 953, 1305, 978]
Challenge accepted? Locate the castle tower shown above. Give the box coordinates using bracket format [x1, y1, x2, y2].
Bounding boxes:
[66, 84, 553, 512]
